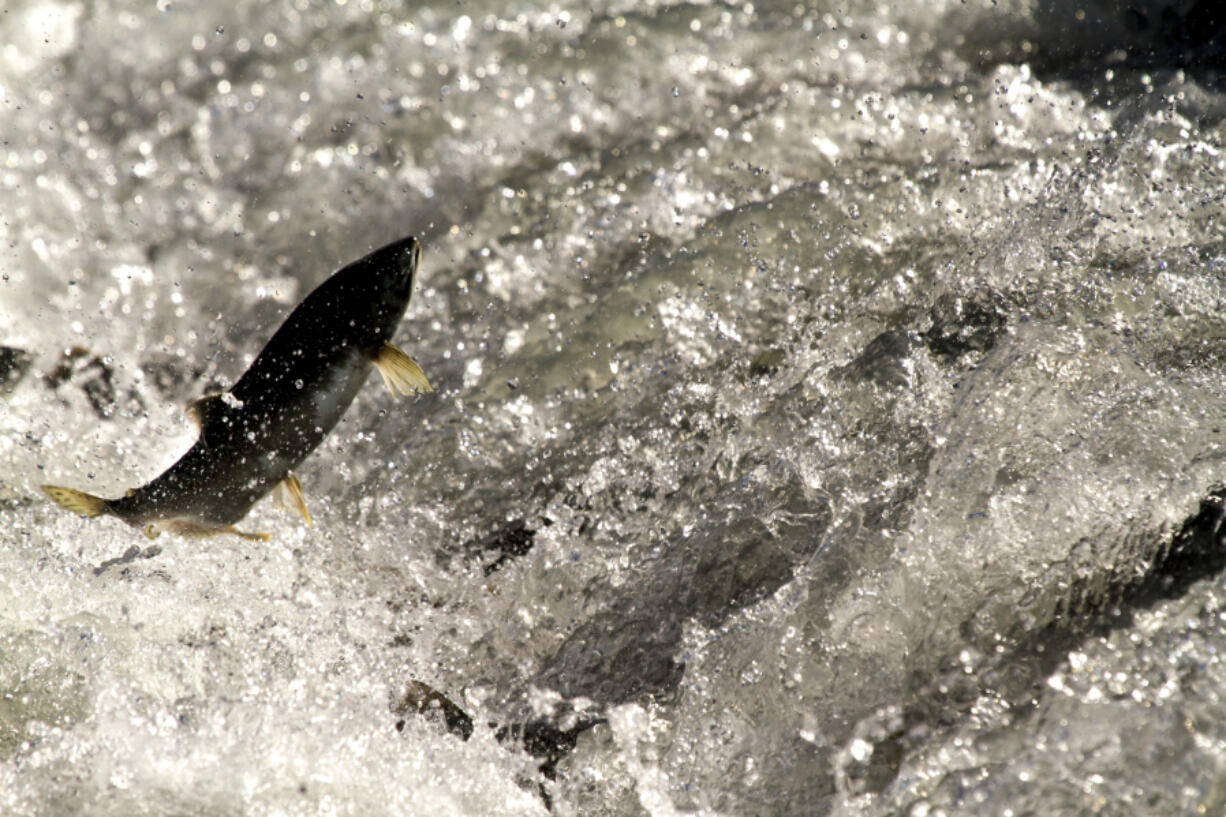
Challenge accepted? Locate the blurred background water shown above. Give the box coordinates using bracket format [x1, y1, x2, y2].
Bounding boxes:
[2, 0, 1225, 814]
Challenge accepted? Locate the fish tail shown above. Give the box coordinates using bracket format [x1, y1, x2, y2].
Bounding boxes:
[41, 485, 110, 518]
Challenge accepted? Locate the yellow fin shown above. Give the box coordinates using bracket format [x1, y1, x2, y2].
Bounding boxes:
[42, 485, 109, 518]
[225, 526, 272, 543]
[156, 520, 271, 542]
[186, 392, 225, 431]
[275, 471, 313, 528]
[372, 341, 433, 397]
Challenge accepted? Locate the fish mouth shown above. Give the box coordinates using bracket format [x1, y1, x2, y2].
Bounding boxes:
[400, 237, 421, 292]
[388, 235, 420, 281]
[407, 237, 421, 276]
[369, 235, 420, 288]
[387, 236, 421, 300]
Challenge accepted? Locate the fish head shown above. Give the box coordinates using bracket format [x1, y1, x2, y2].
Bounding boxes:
[363, 235, 421, 306]
[342, 236, 422, 334]
[291, 236, 424, 349]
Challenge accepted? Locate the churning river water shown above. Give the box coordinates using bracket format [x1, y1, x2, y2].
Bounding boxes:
[2, 0, 1225, 814]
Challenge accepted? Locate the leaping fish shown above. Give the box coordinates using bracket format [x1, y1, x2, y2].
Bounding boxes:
[42, 235, 433, 541]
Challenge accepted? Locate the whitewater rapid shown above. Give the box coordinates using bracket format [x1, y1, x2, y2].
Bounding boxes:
[2, 1, 1225, 814]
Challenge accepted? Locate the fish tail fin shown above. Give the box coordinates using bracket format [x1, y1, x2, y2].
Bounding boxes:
[373, 341, 434, 397]
[41, 485, 110, 518]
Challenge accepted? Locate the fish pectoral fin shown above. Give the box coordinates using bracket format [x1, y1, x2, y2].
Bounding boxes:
[42, 485, 109, 518]
[186, 392, 226, 432]
[371, 342, 433, 397]
[275, 471, 313, 528]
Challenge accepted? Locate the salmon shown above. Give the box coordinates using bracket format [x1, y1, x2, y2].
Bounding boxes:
[42, 236, 433, 541]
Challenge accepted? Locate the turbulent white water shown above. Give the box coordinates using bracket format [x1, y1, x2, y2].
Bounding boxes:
[2, 0, 1225, 814]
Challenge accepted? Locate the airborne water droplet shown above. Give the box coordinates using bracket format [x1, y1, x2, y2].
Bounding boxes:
[295, 379, 304, 389]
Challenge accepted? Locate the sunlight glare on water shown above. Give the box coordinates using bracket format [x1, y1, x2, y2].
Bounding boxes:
[2, 0, 1226, 814]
